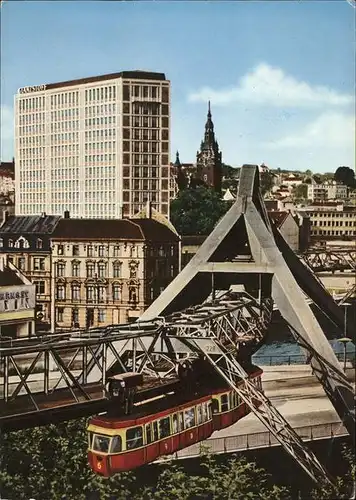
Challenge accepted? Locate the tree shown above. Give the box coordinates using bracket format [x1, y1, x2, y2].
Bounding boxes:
[170, 186, 232, 236]
[0, 419, 135, 500]
[334, 166, 356, 189]
[260, 171, 274, 196]
[0, 418, 354, 500]
[294, 184, 308, 200]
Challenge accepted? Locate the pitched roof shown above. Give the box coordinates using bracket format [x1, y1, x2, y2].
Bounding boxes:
[52, 218, 145, 240]
[0, 215, 61, 234]
[133, 219, 180, 242]
[268, 211, 290, 228]
[0, 266, 25, 286]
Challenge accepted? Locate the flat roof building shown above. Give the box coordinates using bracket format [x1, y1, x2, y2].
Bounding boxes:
[15, 70, 171, 219]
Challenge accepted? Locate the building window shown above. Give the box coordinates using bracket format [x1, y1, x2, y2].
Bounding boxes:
[71, 284, 80, 301]
[72, 308, 79, 326]
[57, 262, 65, 277]
[72, 261, 80, 277]
[112, 285, 121, 301]
[56, 284, 65, 300]
[129, 287, 138, 303]
[37, 238, 43, 249]
[98, 309, 106, 323]
[72, 245, 79, 256]
[98, 286, 105, 303]
[56, 307, 64, 323]
[113, 245, 120, 257]
[87, 262, 95, 278]
[58, 244, 64, 255]
[113, 261, 122, 278]
[0, 238, 3, 248]
[86, 286, 95, 302]
[97, 245, 104, 257]
[18, 257, 26, 271]
[8, 239, 14, 248]
[98, 262, 107, 278]
[87, 245, 93, 257]
[33, 257, 45, 271]
[34, 280, 45, 294]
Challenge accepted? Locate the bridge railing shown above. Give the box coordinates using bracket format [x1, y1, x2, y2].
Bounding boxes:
[157, 421, 348, 463]
[253, 351, 356, 366]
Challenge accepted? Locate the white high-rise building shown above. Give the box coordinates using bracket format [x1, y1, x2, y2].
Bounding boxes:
[15, 71, 171, 218]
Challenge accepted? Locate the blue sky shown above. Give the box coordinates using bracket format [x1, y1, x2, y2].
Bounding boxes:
[1, 1, 355, 173]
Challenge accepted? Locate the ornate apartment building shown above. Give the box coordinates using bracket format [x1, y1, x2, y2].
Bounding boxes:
[0, 213, 180, 331]
[15, 70, 171, 219]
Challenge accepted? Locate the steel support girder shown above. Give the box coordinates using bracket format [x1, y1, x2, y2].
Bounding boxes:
[244, 202, 355, 444]
[140, 200, 244, 321]
[181, 336, 333, 487]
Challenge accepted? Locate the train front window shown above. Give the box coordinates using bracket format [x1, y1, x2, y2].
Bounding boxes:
[93, 434, 110, 453]
[110, 436, 122, 453]
[126, 426, 143, 450]
[87, 431, 94, 448]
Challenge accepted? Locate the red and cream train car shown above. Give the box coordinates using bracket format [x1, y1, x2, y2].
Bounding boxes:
[87, 368, 263, 477]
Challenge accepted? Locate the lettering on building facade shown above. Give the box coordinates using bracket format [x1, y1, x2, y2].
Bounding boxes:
[18, 85, 46, 94]
[0, 286, 36, 313]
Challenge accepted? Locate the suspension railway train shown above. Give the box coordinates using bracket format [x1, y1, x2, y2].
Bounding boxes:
[87, 366, 263, 477]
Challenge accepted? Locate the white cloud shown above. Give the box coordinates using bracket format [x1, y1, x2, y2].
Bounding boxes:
[264, 112, 354, 149]
[188, 63, 353, 108]
[0, 105, 14, 160]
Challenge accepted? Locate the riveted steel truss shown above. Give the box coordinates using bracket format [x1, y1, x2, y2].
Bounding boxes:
[0, 291, 271, 430]
[180, 335, 333, 486]
[302, 249, 356, 272]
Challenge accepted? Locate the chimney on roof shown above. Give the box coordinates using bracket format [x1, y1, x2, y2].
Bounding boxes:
[64, 210, 70, 219]
[146, 200, 152, 219]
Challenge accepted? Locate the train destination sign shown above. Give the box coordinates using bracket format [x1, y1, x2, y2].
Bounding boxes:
[18, 85, 46, 94]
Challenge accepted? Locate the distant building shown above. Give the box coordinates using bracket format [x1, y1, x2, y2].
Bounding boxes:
[0, 160, 15, 196]
[298, 202, 356, 242]
[195, 102, 222, 193]
[307, 179, 348, 202]
[0, 256, 36, 338]
[172, 102, 223, 194]
[15, 71, 171, 218]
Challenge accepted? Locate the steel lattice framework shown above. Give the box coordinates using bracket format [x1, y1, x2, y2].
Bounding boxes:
[302, 249, 356, 273]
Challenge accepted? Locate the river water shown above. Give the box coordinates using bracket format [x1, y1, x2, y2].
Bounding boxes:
[252, 299, 356, 365]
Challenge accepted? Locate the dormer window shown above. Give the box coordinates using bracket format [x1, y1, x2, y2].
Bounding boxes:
[8, 239, 13, 248]
[37, 238, 43, 249]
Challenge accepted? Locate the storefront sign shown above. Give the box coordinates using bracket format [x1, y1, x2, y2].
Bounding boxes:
[18, 84, 46, 94]
[0, 285, 36, 313]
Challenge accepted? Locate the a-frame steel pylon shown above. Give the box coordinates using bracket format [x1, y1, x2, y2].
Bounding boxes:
[141, 164, 355, 453]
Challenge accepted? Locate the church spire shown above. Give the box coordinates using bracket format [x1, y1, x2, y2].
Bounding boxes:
[174, 150, 181, 167]
[204, 101, 215, 146]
